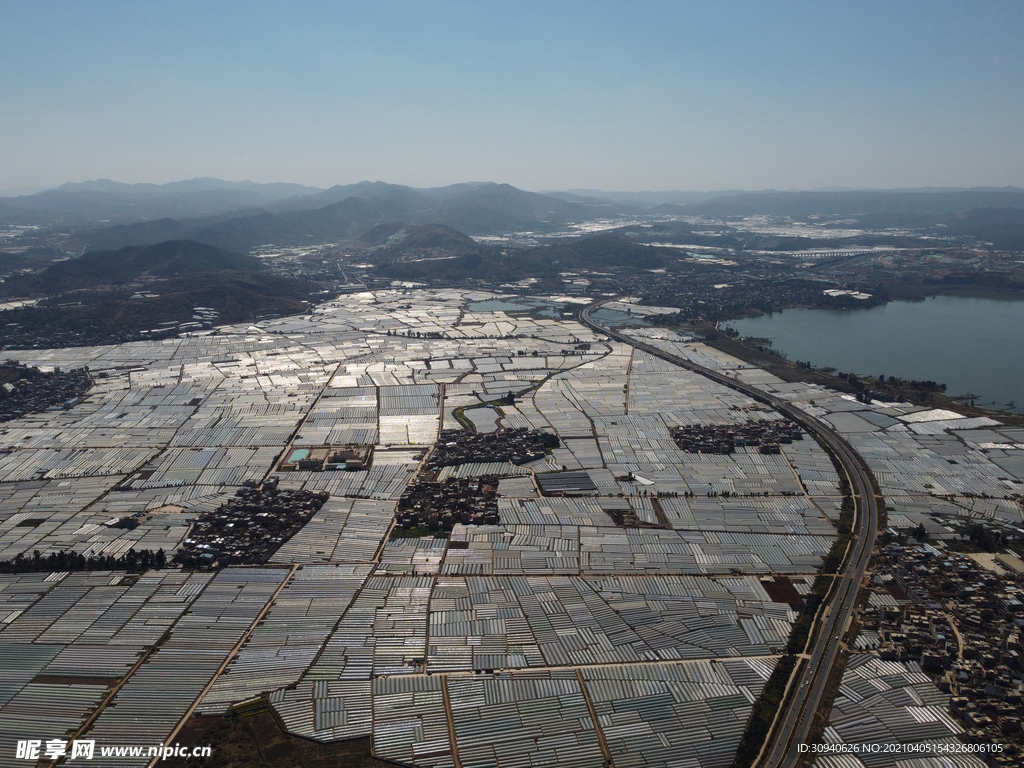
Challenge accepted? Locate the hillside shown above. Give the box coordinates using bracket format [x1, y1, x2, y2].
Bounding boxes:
[78, 217, 195, 251]
[78, 193, 418, 253]
[375, 224, 479, 254]
[378, 231, 664, 283]
[357, 222, 407, 246]
[190, 196, 392, 251]
[1, 272, 319, 350]
[427, 183, 593, 234]
[939, 207, 1024, 250]
[1, 240, 264, 297]
[0, 252, 28, 275]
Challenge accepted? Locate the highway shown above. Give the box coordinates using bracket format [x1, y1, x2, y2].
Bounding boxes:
[579, 301, 879, 768]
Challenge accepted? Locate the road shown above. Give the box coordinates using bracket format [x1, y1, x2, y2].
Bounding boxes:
[579, 301, 879, 768]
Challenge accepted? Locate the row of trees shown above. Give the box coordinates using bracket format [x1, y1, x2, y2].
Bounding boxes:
[0, 548, 167, 574]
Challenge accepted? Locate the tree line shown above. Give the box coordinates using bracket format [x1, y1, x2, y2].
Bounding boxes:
[0, 548, 167, 574]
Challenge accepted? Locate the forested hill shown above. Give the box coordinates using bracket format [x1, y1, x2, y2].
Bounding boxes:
[1, 240, 264, 296]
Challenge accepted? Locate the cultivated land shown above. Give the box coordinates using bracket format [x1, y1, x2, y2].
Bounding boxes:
[0, 289, 1021, 768]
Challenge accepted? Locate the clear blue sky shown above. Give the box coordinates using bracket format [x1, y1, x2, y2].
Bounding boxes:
[2, 0, 1022, 191]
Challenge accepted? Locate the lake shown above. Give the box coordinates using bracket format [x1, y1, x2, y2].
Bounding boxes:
[729, 294, 1024, 413]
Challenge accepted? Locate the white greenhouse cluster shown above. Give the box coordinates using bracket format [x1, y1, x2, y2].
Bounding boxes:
[1, 289, 1020, 766]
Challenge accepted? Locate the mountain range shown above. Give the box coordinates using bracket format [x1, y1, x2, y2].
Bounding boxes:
[4, 178, 1024, 253]
[68, 183, 632, 252]
[0, 178, 324, 225]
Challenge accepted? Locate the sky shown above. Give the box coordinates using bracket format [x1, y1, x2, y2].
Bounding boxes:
[2, 1, 1023, 193]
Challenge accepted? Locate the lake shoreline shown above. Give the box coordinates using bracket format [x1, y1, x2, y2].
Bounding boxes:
[719, 294, 1024, 419]
[697, 329, 1024, 426]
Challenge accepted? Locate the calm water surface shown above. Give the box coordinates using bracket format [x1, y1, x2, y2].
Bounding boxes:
[729, 295, 1024, 413]
[467, 298, 566, 317]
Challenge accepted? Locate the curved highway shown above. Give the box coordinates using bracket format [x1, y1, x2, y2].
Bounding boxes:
[579, 301, 879, 767]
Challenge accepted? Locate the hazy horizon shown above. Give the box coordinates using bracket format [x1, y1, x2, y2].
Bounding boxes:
[3, 1, 1023, 192]
[3, 177, 1023, 200]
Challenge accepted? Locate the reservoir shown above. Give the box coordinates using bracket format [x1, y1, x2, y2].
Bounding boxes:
[467, 298, 566, 317]
[729, 294, 1024, 414]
